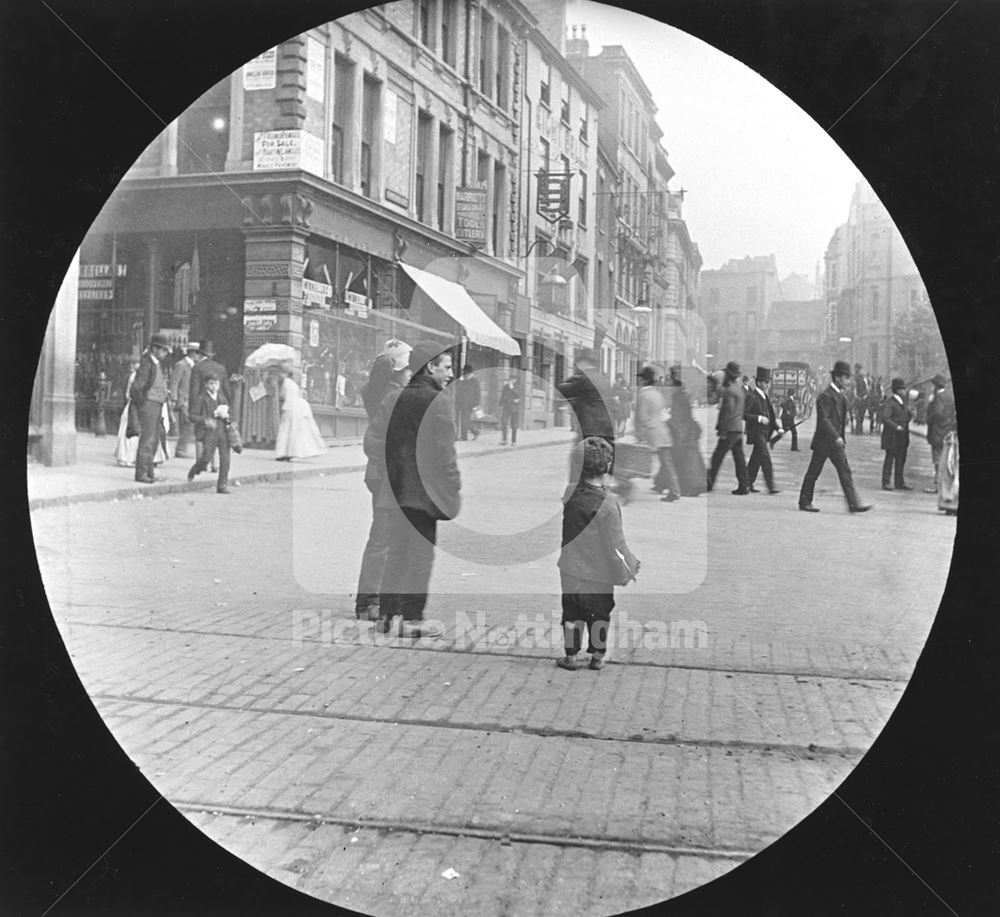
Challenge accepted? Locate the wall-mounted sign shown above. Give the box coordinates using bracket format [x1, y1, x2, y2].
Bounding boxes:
[306, 36, 325, 102]
[244, 298, 277, 313]
[344, 291, 370, 318]
[455, 186, 488, 246]
[244, 315, 277, 331]
[243, 48, 277, 91]
[253, 130, 325, 178]
[302, 278, 332, 309]
[80, 263, 127, 278]
[536, 170, 571, 223]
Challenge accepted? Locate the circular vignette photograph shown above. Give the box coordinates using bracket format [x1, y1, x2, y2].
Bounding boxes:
[13, 0, 991, 915]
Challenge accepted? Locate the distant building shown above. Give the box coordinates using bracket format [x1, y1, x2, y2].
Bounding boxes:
[779, 272, 816, 302]
[823, 181, 931, 379]
[758, 299, 827, 371]
[698, 255, 781, 371]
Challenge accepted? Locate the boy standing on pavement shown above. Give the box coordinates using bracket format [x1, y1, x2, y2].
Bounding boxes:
[555, 437, 640, 672]
[186, 373, 235, 494]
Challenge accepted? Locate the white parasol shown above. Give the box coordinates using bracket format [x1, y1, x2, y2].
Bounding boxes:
[245, 343, 295, 369]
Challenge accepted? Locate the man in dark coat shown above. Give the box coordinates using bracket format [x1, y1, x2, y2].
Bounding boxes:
[498, 375, 521, 445]
[454, 364, 481, 441]
[129, 331, 172, 483]
[779, 388, 798, 451]
[556, 347, 616, 485]
[365, 341, 460, 639]
[706, 361, 750, 495]
[923, 373, 956, 493]
[188, 341, 230, 466]
[744, 367, 781, 494]
[798, 360, 872, 513]
[880, 377, 913, 491]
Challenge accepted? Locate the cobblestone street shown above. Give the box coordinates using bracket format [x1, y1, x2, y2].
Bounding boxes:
[29, 418, 955, 915]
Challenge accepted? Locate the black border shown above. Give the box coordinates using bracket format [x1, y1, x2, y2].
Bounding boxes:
[3, 1, 998, 914]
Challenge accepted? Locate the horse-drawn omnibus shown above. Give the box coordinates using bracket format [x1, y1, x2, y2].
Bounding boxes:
[770, 361, 817, 422]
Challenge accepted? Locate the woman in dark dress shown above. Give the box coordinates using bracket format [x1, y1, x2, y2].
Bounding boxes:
[667, 366, 707, 496]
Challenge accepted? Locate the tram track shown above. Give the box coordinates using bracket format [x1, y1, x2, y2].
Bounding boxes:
[67, 617, 913, 684]
[174, 800, 758, 862]
[91, 689, 870, 759]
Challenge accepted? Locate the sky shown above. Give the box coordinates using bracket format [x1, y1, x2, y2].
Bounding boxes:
[569, 0, 863, 281]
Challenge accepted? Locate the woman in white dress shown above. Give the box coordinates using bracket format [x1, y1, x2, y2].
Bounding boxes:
[114, 364, 169, 467]
[274, 362, 327, 460]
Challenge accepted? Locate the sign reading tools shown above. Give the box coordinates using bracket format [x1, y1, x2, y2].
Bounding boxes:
[536, 170, 572, 223]
[455, 186, 488, 246]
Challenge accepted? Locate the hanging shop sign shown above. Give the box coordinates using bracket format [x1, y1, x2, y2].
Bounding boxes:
[455, 186, 488, 246]
[302, 278, 333, 309]
[536, 170, 571, 223]
[253, 130, 325, 177]
[243, 48, 277, 91]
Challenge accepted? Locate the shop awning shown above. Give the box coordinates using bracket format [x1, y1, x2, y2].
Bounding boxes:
[400, 263, 521, 356]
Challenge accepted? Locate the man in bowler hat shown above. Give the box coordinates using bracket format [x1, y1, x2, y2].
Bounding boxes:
[744, 366, 781, 494]
[798, 360, 872, 513]
[880, 377, 913, 491]
[129, 331, 172, 483]
[707, 361, 750, 495]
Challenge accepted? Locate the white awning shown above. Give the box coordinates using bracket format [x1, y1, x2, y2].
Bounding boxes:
[400, 263, 521, 356]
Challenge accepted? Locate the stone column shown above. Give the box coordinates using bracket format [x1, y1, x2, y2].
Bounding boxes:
[36, 251, 80, 466]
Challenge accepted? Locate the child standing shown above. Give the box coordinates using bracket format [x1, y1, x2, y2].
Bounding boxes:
[187, 373, 236, 494]
[556, 437, 640, 671]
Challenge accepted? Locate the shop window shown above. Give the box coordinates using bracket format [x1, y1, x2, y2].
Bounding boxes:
[177, 77, 230, 174]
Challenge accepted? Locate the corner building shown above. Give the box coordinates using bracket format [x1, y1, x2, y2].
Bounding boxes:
[79, 4, 537, 443]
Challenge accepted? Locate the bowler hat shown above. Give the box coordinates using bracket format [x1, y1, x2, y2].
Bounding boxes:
[199, 341, 217, 358]
[149, 331, 171, 349]
[891, 376, 906, 392]
[637, 366, 656, 383]
[408, 341, 450, 374]
[932, 373, 947, 388]
[724, 360, 740, 377]
[755, 366, 771, 382]
[832, 360, 852, 377]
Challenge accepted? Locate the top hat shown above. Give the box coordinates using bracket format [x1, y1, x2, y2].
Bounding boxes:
[149, 331, 172, 350]
[724, 360, 741, 377]
[637, 366, 656, 383]
[832, 360, 852, 377]
[408, 341, 450, 374]
[198, 341, 217, 358]
[755, 366, 771, 382]
[890, 376, 906, 392]
[381, 339, 412, 372]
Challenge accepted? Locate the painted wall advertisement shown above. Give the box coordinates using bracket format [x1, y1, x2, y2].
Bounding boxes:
[253, 130, 325, 178]
[455, 186, 488, 246]
[243, 48, 277, 91]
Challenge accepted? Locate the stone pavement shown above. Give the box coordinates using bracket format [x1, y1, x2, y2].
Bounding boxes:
[25, 423, 577, 509]
[30, 413, 952, 916]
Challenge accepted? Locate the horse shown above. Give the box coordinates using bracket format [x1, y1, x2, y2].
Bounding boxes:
[867, 376, 885, 434]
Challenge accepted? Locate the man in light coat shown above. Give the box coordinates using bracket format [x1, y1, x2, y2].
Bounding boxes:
[634, 366, 680, 502]
[169, 341, 201, 458]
